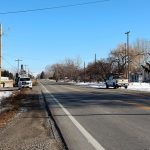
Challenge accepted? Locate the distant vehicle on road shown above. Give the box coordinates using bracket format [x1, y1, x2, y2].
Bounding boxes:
[18, 77, 32, 89]
[105, 73, 128, 89]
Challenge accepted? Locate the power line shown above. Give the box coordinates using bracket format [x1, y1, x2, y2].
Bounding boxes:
[0, 0, 110, 15]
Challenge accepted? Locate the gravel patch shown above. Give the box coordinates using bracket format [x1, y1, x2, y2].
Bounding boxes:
[0, 87, 64, 150]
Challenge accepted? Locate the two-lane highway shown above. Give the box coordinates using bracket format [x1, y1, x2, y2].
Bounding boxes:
[40, 79, 150, 150]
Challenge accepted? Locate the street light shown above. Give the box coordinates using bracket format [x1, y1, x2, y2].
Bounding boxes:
[125, 31, 130, 81]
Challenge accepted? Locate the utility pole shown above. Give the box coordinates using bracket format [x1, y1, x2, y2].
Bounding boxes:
[124, 43, 127, 78]
[95, 53, 97, 64]
[125, 31, 130, 82]
[95, 53, 97, 81]
[15, 59, 22, 73]
[0, 24, 2, 86]
[84, 61, 86, 83]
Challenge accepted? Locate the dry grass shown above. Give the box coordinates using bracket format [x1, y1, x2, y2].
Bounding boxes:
[0, 89, 27, 128]
[32, 79, 38, 86]
[0, 111, 17, 128]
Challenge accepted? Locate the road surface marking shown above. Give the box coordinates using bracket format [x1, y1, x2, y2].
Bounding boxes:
[116, 100, 150, 111]
[137, 106, 150, 110]
[40, 83, 106, 150]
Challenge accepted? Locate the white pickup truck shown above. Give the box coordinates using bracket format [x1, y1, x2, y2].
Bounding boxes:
[105, 74, 128, 89]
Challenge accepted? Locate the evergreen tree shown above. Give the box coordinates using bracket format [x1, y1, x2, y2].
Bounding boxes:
[1, 70, 14, 79]
[40, 71, 45, 79]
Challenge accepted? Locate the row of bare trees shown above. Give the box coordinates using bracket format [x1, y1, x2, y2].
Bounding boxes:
[40, 39, 150, 82]
[44, 58, 81, 82]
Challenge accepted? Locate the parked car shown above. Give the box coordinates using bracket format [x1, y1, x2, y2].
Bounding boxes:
[105, 74, 128, 89]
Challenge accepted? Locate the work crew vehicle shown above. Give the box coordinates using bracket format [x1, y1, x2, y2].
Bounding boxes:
[18, 76, 32, 89]
[105, 73, 128, 89]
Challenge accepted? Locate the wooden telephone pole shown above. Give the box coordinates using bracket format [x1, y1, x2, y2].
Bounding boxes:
[125, 31, 130, 81]
[0, 24, 2, 85]
[15, 59, 22, 73]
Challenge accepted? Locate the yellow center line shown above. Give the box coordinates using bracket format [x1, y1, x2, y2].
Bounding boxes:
[137, 106, 150, 110]
[117, 100, 150, 111]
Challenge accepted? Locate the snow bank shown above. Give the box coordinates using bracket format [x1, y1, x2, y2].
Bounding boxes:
[128, 82, 150, 92]
[75, 82, 106, 88]
[75, 81, 150, 92]
[0, 91, 12, 102]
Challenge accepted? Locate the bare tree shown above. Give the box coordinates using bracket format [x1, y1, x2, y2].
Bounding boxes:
[96, 59, 112, 81]
[85, 59, 112, 82]
[109, 44, 127, 75]
[132, 39, 150, 81]
[133, 39, 150, 67]
[45, 57, 81, 82]
[109, 42, 147, 76]
[63, 57, 81, 81]
[86, 62, 96, 82]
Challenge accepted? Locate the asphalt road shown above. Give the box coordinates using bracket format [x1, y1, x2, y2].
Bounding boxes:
[40, 79, 150, 150]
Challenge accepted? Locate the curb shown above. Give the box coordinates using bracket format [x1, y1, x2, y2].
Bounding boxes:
[41, 91, 68, 150]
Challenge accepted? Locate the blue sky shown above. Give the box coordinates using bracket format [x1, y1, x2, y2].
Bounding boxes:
[0, 0, 150, 74]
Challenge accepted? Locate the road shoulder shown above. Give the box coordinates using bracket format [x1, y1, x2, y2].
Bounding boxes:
[0, 86, 64, 150]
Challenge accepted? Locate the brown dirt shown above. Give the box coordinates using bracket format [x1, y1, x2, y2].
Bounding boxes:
[0, 111, 17, 128]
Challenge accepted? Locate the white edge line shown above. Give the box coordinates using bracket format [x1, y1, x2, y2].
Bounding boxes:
[40, 83, 106, 150]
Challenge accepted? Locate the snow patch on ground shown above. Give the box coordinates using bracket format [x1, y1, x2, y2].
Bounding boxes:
[128, 82, 150, 92]
[0, 91, 12, 102]
[74, 81, 150, 92]
[75, 82, 106, 88]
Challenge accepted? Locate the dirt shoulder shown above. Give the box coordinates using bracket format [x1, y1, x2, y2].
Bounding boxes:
[0, 86, 64, 150]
